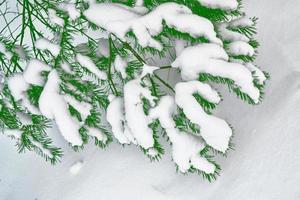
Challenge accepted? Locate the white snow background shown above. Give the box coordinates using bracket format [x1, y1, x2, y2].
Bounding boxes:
[1, 0, 300, 199]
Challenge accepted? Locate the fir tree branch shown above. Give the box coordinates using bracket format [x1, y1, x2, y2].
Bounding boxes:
[0, 0, 268, 180]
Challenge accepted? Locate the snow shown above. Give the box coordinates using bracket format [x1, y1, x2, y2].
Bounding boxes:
[146, 148, 159, 157]
[30, 139, 52, 157]
[172, 43, 260, 102]
[227, 41, 255, 56]
[0, 42, 6, 53]
[16, 112, 32, 125]
[69, 160, 84, 175]
[23, 59, 51, 86]
[123, 79, 155, 149]
[61, 61, 73, 73]
[245, 63, 266, 85]
[7, 74, 40, 114]
[63, 95, 92, 121]
[59, 3, 80, 20]
[218, 23, 250, 42]
[8, 60, 52, 114]
[1, 1, 300, 200]
[3, 129, 22, 139]
[7, 74, 28, 101]
[76, 54, 107, 80]
[84, 3, 221, 50]
[230, 16, 254, 27]
[98, 39, 110, 58]
[150, 96, 215, 173]
[175, 81, 232, 152]
[86, 127, 108, 142]
[114, 55, 127, 79]
[140, 64, 159, 78]
[174, 39, 187, 56]
[35, 38, 61, 57]
[0, 69, 4, 85]
[135, 0, 144, 7]
[106, 97, 131, 144]
[197, 0, 238, 10]
[38, 70, 83, 146]
[0, 42, 12, 60]
[48, 9, 64, 26]
[24, 99, 41, 114]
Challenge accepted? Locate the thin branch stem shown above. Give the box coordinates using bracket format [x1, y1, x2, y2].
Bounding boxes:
[122, 42, 146, 64]
[0, 13, 21, 36]
[108, 36, 119, 96]
[148, 74, 158, 96]
[0, 3, 15, 40]
[158, 65, 172, 70]
[153, 73, 175, 93]
[18, 0, 26, 45]
[114, 36, 175, 93]
[0, 55, 12, 74]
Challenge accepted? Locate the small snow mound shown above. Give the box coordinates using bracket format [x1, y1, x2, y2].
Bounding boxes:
[146, 148, 159, 157]
[198, 0, 238, 10]
[227, 41, 255, 57]
[59, 3, 80, 20]
[35, 38, 61, 57]
[48, 9, 64, 26]
[69, 160, 84, 175]
[230, 16, 254, 27]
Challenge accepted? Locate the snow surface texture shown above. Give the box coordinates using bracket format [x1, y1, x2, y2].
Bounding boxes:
[1, 1, 300, 200]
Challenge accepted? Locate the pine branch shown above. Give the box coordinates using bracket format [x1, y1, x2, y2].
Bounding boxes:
[0, 0, 268, 181]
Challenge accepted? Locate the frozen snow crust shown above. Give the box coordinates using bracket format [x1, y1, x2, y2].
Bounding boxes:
[0, 0, 268, 180]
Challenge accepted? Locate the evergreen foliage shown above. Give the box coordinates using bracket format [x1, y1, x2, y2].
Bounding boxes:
[0, 0, 268, 181]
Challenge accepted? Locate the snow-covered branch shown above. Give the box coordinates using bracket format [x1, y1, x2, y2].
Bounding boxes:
[0, 0, 268, 180]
